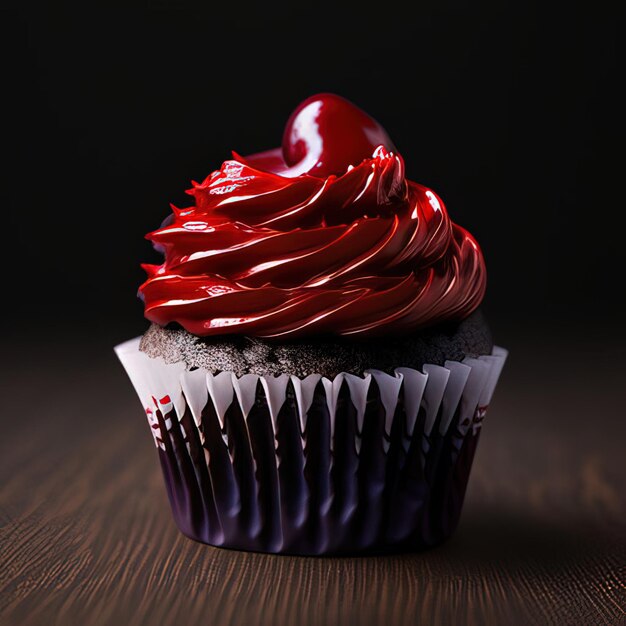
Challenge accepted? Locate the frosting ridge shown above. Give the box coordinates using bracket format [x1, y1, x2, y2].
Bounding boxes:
[139, 95, 486, 338]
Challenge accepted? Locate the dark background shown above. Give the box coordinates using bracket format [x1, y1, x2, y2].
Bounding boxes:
[2, 2, 623, 343]
[2, 5, 625, 624]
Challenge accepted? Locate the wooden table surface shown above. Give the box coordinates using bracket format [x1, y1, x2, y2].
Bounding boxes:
[1, 328, 625, 626]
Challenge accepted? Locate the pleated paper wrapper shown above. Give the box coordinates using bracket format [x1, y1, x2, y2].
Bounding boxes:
[115, 338, 507, 555]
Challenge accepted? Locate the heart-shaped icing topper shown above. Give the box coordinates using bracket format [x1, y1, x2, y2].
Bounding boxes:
[244, 93, 395, 178]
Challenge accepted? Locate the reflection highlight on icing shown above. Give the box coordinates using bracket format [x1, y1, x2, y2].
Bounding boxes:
[139, 94, 486, 338]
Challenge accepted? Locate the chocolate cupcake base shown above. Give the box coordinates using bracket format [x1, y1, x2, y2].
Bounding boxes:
[116, 338, 506, 555]
[138, 309, 494, 378]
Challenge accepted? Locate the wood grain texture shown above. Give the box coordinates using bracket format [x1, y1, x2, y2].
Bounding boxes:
[1, 330, 625, 626]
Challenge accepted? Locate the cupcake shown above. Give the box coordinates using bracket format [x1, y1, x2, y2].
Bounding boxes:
[115, 94, 507, 555]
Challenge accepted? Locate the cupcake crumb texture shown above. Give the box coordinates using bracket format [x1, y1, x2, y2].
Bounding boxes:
[139, 310, 493, 378]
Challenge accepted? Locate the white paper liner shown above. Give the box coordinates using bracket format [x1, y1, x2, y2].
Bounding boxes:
[116, 338, 506, 449]
[115, 337, 507, 554]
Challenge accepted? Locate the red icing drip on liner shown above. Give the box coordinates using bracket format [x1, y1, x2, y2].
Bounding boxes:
[139, 95, 486, 339]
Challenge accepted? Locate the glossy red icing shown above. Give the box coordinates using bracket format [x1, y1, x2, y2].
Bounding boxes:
[245, 94, 395, 179]
[139, 94, 486, 338]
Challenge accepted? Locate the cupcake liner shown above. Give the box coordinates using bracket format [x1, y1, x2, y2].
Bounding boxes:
[115, 338, 507, 555]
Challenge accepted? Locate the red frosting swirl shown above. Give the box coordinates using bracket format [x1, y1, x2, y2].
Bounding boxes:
[140, 95, 486, 339]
